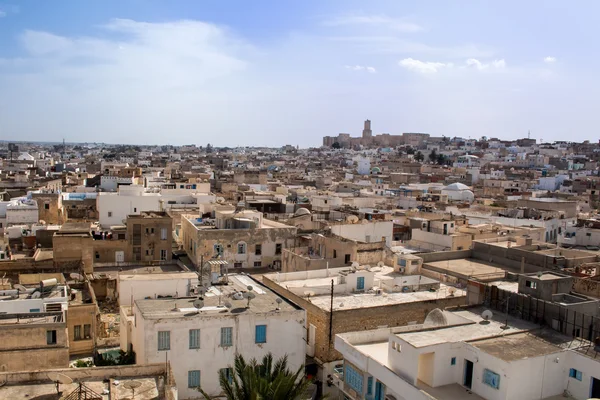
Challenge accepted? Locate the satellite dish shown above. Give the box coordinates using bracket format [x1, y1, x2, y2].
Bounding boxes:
[351, 261, 360, 268]
[275, 298, 282, 310]
[247, 285, 253, 291]
[244, 291, 256, 308]
[48, 372, 73, 394]
[70, 273, 84, 282]
[448, 287, 457, 296]
[14, 284, 27, 293]
[537, 271, 543, 278]
[481, 310, 493, 321]
[31, 291, 41, 299]
[338, 303, 345, 308]
[123, 381, 142, 390]
[123, 380, 142, 398]
[223, 301, 232, 309]
[376, 261, 385, 268]
[193, 299, 204, 312]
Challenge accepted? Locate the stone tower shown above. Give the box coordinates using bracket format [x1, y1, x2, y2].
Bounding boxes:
[362, 119, 372, 139]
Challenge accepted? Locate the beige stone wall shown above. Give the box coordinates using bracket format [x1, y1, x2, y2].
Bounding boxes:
[92, 239, 129, 264]
[183, 217, 296, 268]
[32, 194, 60, 224]
[67, 303, 98, 356]
[126, 215, 173, 262]
[0, 323, 69, 371]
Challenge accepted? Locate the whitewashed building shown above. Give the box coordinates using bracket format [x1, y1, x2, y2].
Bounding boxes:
[120, 273, 306, 399]
[334, 308, 600, 400]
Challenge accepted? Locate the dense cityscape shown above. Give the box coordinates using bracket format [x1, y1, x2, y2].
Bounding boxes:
[0, 122, 600, 399]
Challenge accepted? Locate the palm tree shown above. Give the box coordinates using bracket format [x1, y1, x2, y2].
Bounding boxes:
[198, 353, 311, 400]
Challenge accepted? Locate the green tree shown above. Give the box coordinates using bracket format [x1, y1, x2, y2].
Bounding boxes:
[331, 142, 341, 149]
[414, 151, 424, 162]
[198, 353, 310, 400]
[428, 149, 437, 163]
[436, 153, 446, 165]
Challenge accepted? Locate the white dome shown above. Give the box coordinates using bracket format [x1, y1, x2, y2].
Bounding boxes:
[444, 182, 470, 191]
[294, 208, 311, 216]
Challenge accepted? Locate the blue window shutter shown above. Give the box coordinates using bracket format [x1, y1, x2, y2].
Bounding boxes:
[221, 327, 233, 346]
[255, 325, 267, 344]
[344, 365, 363, 393]
[357, 277, 365, 290]
[189, 329, 200, 349]
[367, 377, 373, 395]
[158, 331, 170, 350]
[188, 370, 200, 388]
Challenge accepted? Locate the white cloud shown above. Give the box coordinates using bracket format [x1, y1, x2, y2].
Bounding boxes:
[345, 65, 376, 73]
[399, 58, 451, 74]
[544, 56, 557, 63]
[399, 57, 506, 74]
[324, 14, 423, 32]
[466, 58, 506, 70]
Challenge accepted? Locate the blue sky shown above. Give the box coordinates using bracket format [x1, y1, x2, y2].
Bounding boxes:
[0, 1, 598, 146]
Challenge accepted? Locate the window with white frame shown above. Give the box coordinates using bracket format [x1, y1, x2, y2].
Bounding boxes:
[237, 242, 246, 254]
[161, 227, 168, 240]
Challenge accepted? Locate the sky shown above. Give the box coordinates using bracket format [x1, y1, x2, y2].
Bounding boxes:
[0, 1, 599, 147]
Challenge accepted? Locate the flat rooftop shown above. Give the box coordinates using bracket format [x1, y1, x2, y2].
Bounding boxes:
[395, 308, 538, 348]
[269, 266, 465, 311]
[309, 284, 464, 311]
[470, 332, 565, 362]
[118, 272, 198, 281]
[0, 376, 161, 400]
[136, 274, 300, 319]
[424, 259, 507, 280]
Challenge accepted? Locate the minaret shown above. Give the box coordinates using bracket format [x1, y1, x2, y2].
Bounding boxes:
[362, 119, 372, 139]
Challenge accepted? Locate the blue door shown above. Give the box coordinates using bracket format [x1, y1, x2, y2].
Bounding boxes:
[374, 381, 384, 400]
[357, 277, 365, 290]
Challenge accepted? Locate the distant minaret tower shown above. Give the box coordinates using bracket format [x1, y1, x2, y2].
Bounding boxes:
[362, 119, 372, 139]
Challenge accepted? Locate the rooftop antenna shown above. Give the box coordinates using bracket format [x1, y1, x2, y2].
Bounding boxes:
[123, 380, 142, 399]
[528, 130, 531, 139]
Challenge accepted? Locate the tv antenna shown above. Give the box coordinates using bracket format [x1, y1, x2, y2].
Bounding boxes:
[47, 372, 73, 394]
[123, 380, 142, 399]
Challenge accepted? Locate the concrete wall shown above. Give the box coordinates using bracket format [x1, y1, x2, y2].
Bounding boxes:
[0, 362, 169, 383]
[118, 273, 198, 306]
[331, 221, 393, 247]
